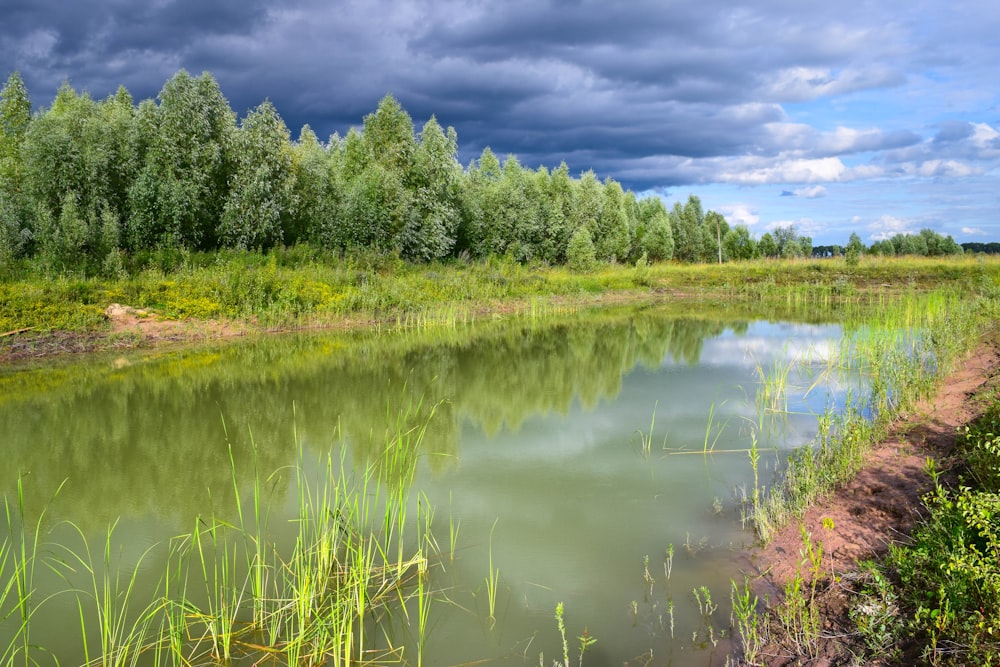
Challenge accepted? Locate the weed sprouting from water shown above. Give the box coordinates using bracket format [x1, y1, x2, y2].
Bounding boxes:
[634, 402, 662, 459]
[58, 521, 164, 667]
[754, 354, 794, 415]
[730, 577, 766, 666]
[643, 554, 655, 598]
[703, 401, 731, 453]
[541, 602, 597, 667]
[483, 518, 501, 626]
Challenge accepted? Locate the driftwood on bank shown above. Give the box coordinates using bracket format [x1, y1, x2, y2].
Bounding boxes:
[0, 327, 33, 338]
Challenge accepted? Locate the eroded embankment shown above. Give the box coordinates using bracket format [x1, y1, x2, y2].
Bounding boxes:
[748, 339, 1000, 665]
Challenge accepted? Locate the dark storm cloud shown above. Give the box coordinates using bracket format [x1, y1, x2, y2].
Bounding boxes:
[1, 0, 998, 196]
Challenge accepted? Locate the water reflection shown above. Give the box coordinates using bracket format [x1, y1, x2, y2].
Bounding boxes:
[0, 307, 851, 666]
[0, 309, 743, 528]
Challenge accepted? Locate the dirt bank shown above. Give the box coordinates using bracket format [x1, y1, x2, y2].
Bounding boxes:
[0, 290, 695, 365]
[748, 338, 1000, 665]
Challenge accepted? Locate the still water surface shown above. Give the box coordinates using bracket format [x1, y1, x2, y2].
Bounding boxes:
[0, 307, 854, 665]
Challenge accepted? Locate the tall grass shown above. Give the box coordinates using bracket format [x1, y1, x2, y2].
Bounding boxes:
[0, 407, 442, 666]
[4, 253, 998, 336]
[747, 289, 997, 541]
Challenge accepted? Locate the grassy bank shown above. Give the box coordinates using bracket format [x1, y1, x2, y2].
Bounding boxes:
[2, 252, 999, 339]
[863, 378, 1000, 665]
[732, 285, 1000, 664]
[748, 289, 998, 542]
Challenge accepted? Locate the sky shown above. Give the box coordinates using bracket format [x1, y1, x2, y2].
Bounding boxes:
[2, 0, 999, 246]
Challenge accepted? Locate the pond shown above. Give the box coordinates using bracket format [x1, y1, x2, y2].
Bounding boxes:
[0, 306, 858, 666]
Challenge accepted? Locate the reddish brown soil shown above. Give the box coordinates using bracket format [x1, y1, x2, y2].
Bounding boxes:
[747, 339, 1000, 666]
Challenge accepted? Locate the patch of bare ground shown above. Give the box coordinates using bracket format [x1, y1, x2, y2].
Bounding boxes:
[746, 339, 1000, 666]
[0, 303, 249, 363]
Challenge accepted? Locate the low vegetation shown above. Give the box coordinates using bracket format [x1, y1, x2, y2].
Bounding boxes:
[2, 253, 997, 342]
[874, 394, 1000, 665]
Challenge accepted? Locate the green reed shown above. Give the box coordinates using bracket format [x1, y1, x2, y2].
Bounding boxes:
[57, 520, 163, 667]
[2, 477, 72, 667]
[484, 518, 501, 625]
[0, 402, 441, 667]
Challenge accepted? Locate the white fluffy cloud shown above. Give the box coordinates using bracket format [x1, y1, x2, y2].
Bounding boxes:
[719, 204, 760, 227]
[868, 215, 917, 240]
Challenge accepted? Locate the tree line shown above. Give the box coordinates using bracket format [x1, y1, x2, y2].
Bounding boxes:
[0, 69, 972, 277]
[0, 69, 729, 276]
[814, 230, 964, 259]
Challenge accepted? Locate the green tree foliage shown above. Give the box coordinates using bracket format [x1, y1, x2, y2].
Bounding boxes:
[23, 84, 104, 226]
[456, 147, 499, 256]
[329, 95, 419, 256]
[566, 224, 596, 271]
[845, 232, 864, 266]
[566, 169, 603, 249]
[0, 190, 30, 271]
[759, 224, 813, 259]
[0, 68, 834, 274]
[758, 232, 778, 258]
[219, 100, 297, 249]
[98, 87, 141, 226]
[0, 72, 31, 266]
[670, 196, 705, 262]
[883, 230, 963, 257]
[128, 70, 235, 250]
[961, 242, 1000, 254]
[636, 197, 674, 261]
[460, 149, 546, 260]
[722, 224, 757, 261]
[362, 95, 416, 177]
[538, 163, 575, 264]
[0, 71, 30, 193]
[20, 83, 138, 271]
[339, 163, 409, 252]
[38, 193, 87, 272]
[402, 116, 461, 261]
[291, 125, 338, 247]
[593, 178, 632, 262]
[703, 210, 729, 263]
[868, 239, 894, 256]
[494, 155, 546, 262]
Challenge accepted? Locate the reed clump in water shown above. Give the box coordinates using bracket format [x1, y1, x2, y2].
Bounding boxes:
[0, 407, 444, 666]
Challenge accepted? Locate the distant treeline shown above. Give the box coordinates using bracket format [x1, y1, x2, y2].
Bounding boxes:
[959, 242, 1000, 255]
[0, 69, 980, 277]
[812, 229, 966, 259]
